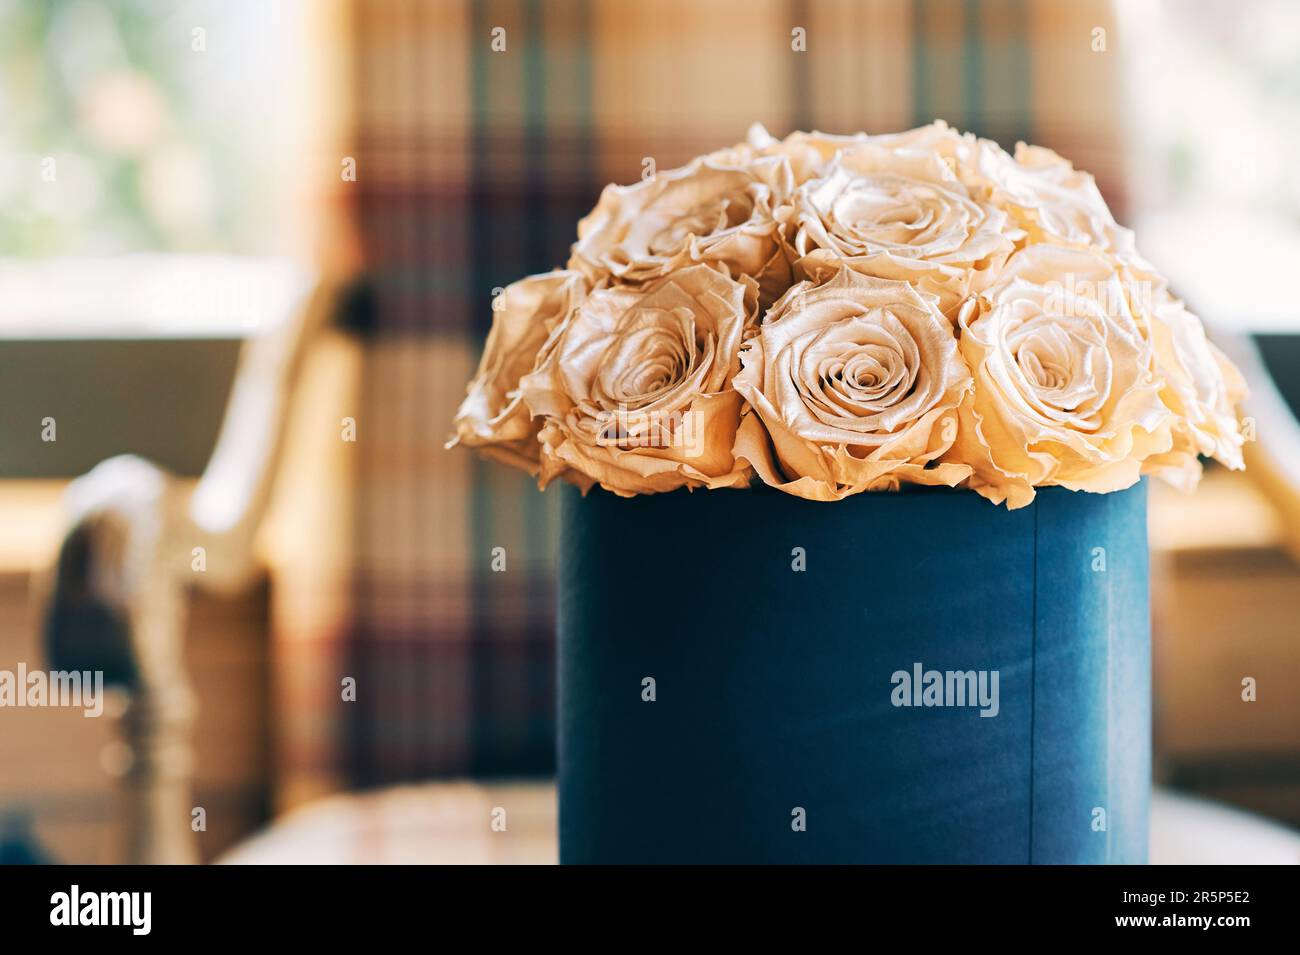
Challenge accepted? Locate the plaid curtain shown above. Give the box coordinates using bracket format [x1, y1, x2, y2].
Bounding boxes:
[345, 0, 1123, 784]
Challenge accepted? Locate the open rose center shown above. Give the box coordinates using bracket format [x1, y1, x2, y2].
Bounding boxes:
[646, 193, 753, 255]
[831, 177, 974, 254]
[1006, 315, 1107, 428]
[588, 304, 719, 447]
[790, 307, 929, 429]
[821, 345, 907, 405]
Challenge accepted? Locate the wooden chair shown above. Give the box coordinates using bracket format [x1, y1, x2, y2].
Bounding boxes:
[1221, 332, 1300, 563]
[39, 263, 334, 864]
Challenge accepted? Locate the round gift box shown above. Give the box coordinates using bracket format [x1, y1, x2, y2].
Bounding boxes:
[557, 481, 1149, 864]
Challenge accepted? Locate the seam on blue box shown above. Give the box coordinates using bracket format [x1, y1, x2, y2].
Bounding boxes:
[1029, 497, 1038, 864]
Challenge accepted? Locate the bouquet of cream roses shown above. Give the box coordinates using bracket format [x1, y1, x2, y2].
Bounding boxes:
[449, 121, 1246, 507]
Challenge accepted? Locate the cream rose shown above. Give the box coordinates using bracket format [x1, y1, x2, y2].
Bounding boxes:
[747, 120, 983, 188]
[1133, 280, 1247, 489]
[520, 264, 758, 496]
[947, 245, 1175, 508]
[732, 268, 972, 501]
[744, 123, 870, 184]
[785, 142, 1021, 316]
[977, 140, 1140, 262]
[568, 153, 794, 304]
[447, 270, 587, 472]
[869, 119, 976, 155]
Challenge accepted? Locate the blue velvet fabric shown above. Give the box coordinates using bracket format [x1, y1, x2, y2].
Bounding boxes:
[557, 481, 1149, 864]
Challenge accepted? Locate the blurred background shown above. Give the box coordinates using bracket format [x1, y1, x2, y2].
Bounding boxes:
[0, 0, 1297, 864]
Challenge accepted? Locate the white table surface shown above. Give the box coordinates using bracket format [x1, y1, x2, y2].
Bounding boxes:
[219, 782, 1300, 865]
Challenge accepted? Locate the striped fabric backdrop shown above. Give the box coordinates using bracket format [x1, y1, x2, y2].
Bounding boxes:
[345, 0, 1125, 784]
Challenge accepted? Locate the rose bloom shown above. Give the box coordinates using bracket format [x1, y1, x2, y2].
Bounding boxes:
[869, 119, 981, 159]
[784, 142, 1021, 317]
[839, 121, 1141, 264]
[748, 120, 988, 188]
[1131, 277, 1247, 490]
[976, 140, 1141, 263]
[567, 152, 794, 305]
[946, 245, 1177, 508]
[519, 264, 759, 496]
[743, 123, 870, 184]
[732, 268, 972, 501]
[447, 270, 587, 472]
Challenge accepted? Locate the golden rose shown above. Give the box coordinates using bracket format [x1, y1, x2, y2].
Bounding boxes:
[977, 140, 1140, 262]
[520, 264, 759, 496]
[567, 152, 793, 304]
[447, 270, 587, 472]
[748, 120, 981, 188]
[744, 123, 870, 184]
[947, 245, 1175, 508]
[732, 268, 972, 501]
[785, 142, 1021, 317]
[870, 119, 985, 167]
[1134, 281, 1247, 489]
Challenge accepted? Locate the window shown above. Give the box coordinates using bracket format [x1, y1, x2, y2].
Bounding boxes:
[0, 0, 305, 257]
[1121, 0, 1300, 331]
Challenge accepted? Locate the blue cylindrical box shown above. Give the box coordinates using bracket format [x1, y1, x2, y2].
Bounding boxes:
[557, 481, 1149, 864]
